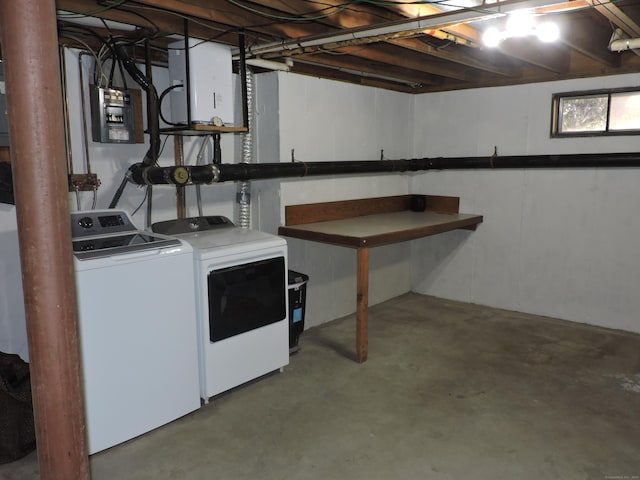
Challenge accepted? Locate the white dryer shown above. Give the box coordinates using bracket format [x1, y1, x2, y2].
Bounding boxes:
[153, 216, 289, 401]
[71, 210, 200, 454]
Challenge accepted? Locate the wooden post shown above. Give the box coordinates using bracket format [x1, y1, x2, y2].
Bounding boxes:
[356, 247, 369, 363]
[0, 2, 90, 479]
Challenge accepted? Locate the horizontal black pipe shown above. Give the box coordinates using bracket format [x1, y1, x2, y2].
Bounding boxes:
[127, 152, 640, 185]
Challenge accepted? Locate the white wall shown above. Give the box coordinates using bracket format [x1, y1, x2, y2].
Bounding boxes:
[410, 73, 640, 334]
[264, 73, 416, 328]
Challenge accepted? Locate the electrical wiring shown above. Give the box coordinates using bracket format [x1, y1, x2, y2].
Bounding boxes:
[223, 0, 479, 23]
[158, 84, 184, 126]
[59, 33, 109, 87]
[131, 135, 168, 216]
[131, 186, 149, 215]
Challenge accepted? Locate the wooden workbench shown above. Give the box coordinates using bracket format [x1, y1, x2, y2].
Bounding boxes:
[278, 194, 483, 363]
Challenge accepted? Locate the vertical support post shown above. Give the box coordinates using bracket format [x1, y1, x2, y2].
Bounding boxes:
[356, 247, 369, 363]
[184, 19, 192, 127]
[0, 2, 90, 479]
[174, 135, 186, 218]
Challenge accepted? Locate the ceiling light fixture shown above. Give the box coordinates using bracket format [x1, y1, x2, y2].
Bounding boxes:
[482, 11, 559, 47]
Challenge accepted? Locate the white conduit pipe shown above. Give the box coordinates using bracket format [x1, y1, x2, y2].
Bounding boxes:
[236, 68, 254, 229]
[609, 37, 640, 52]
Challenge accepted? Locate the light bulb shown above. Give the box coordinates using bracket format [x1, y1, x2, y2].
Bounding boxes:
[536, 22, 560, 43]
[482, 27, 502, 48]
[506, 11, 535, 37]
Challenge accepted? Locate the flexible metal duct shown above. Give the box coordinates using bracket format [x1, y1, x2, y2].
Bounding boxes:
[236, 68, 254, 229]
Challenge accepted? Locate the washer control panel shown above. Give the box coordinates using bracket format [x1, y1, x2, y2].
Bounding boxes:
[71, 210, 135, 239]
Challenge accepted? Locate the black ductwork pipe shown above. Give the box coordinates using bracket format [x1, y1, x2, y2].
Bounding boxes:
[113, 44, 160, 168]
[108, 44, 162, 209]
[127, 152, 640, 186]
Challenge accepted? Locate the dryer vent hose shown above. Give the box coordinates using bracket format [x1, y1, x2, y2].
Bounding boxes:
[236, 68, 254, 229]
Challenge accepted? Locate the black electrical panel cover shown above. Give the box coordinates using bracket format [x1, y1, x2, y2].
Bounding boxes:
[0, 61, 9, 147]
[90, 86, 136, 144]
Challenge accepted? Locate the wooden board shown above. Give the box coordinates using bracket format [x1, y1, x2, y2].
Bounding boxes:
[279, 211, 483, 248]
[284, 194, 460, 226]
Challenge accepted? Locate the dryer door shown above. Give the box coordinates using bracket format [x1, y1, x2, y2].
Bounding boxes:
[207, 256, 286, 342]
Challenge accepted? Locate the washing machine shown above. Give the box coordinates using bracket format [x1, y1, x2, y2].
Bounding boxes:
[152, 216, 289, 401]
[71, 210, 200, 454]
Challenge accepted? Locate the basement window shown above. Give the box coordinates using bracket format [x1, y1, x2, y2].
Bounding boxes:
[551, 88, 640, 137]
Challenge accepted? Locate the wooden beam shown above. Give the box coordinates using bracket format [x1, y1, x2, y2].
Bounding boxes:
[248, 0, 518, 78]
[388, 37, 522, 78]
[498, 37, 571, 73]
[557, 14, 620, 67]
[295, 53, 437, 87]
[367, 0, 481, 44]
[290, 61, 416, 93]
[588, 0, 640, 37]
[57, 0, 243, 45]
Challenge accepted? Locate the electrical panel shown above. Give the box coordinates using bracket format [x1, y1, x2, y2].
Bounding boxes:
[0, 61, 9, 147]
[90, 86, 136, 143]
[168, 39, 233, 126]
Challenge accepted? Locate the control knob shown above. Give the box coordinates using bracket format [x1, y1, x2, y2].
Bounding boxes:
[78, 216, 94, 229]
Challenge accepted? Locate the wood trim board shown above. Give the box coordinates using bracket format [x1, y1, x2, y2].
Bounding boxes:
[284, 194, 460, 226]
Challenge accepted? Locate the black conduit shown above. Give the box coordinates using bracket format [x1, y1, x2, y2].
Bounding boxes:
[108, 44, 161, 208]
[127, 152, 640, 186]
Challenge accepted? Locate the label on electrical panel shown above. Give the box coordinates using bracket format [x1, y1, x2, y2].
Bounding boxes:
[109, 129, 130, 141]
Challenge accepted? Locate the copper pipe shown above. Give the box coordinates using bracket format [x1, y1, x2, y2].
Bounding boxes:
[0, 2, 90, 479]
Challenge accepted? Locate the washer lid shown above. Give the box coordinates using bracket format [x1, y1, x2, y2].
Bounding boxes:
[72, 233, 181, 260]
[71, 209, 182, 260]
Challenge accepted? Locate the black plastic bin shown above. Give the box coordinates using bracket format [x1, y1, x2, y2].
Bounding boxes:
[288, 270, 309, 352]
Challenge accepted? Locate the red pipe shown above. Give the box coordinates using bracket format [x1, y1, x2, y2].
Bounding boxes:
[0, 2, 90, 479]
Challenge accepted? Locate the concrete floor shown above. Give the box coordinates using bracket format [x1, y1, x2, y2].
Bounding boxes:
[2, 293, 640, 480]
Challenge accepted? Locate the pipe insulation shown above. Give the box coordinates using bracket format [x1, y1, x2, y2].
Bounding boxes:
[236, 68, 255, 229]
[127, 152, 640, 186]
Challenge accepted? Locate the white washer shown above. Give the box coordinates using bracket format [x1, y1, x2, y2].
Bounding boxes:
[71, 210, 200, 454]
[153, 217, 289, 401]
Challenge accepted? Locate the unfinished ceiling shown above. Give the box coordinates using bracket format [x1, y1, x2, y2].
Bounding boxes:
[57, 0, 640, 93]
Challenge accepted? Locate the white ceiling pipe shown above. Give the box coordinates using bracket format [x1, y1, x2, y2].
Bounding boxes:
[609, 37, 640, 52]
[245, 58, 292, 71]
[609, 29, 640, 52]
[232, 0, 587, 59]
